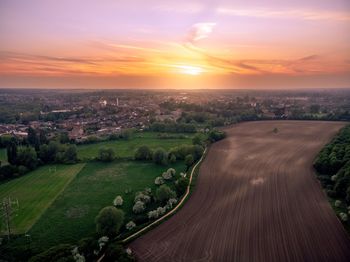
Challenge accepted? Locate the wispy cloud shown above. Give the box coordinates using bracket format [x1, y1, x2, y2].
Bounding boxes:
[186, 23, 216, 44]
[152, 3, 203, 14]
[217, 7, 350, 21]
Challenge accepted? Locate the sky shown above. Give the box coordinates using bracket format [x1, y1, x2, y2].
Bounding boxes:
[0, 0, 349, 89]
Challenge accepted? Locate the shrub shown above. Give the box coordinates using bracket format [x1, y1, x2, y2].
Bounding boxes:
[335, 200, 342, 207]
[165, 198, 178, 210]
[148, 210, 159, 220]
[113, 196, 123, 206]
[339, 212, 348, 222]
[126, 221, 136, 230]
[167, 168, 176, 176]
[132, 201, 145, 214]
[29, 244, 74, 262]
[169, 153, 176, 163]
[134, 192, 151, 204]
[98, 147, 115, 162]
[156, 185, 176, 204]
[175, 177, 188, 195]
[162, 169, 174, 180]
[185, 154, 194, 168]
[156, 206, 167, 216]
[154, 176, 165, 185]
[71, 247, 85, 262]
[208, 130, 226, 142]
[134, 146, 152, 160]
[104, 244, 134, 262]
[95, 206, 124, 237]
[152, 148, 168, 165]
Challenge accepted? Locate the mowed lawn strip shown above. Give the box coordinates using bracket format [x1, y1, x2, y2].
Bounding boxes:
[77, 133, 193, 159]
[28, 161, 186, 251]
[0, 163, 85, 234]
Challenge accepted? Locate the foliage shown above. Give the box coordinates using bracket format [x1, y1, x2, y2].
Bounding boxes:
[104, 244, 135, 262]
[185, 154, 194, 168]
[113, 195, 123, 206]
[149, 121, 196, 133]
[314, 125, 350, 205]
[156, 185, 177, 204]
[154, 176, 164, 185]
[29, 244, 74, 262]
[134, 145, 153, 160]
[132, 201, 145, 214]
[208, 130, 226, 142]
[16, 146, 38, 170]
[95, 206, 124, 237]
[152, 148, 168, 165]
[175, 177, 189, 195]
[126, 221, 136, 230]
[98, 147, 116, 162]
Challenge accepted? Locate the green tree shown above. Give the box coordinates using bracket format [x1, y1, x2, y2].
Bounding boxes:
[175, 177, 189, 195]
[185, 154, 194, 169]
[134, 145, 152, 160]
[152, 148, 168, 165]
[27, 127, 39, 149]
[63, 145, 78, 164]
[7, 138, 17, 165]
[192, 134, 203, 145]
[16, 146, 38, 170]
[95, 206, 124, 237]
[156, 185, 176, 204]
[98, 147, 116, 162]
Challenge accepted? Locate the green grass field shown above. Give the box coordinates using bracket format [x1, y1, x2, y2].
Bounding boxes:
[0, 164, 85, 234]
[77, 132, 193, 159]
[0, 148, 7, 165]
[28, 161, 186, 251]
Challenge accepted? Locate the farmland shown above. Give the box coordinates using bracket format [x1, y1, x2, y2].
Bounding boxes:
[0, 164, 85, 234]
[77, 132, 193, 159]
[27, 161, 186, 251]
[130, 121, 350, 262]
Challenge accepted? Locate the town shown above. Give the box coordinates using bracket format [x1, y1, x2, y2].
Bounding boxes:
[1, 89, 349, 143]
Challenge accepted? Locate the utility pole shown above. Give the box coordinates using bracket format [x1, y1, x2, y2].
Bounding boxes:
[1, 196, 19, 240]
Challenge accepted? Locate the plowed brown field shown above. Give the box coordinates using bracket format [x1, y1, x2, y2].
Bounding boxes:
[130, 121, 350, 262]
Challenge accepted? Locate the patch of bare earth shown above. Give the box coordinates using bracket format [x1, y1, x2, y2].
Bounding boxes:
[130, 121, 350, 262]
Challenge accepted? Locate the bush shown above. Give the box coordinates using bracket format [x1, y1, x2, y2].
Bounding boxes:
[98, 147, 115, 162]
[134, 145, 153, 160]
[29, 244, 74, 262]
[104, 244, 134, 262]
[208, 130, 226, 142]
[154, 176, 165, 185]
[175, 177, 188, 195]
[165, 198, 178, 210]
[132, 201, 145, 214]
[134, 192, 151, 204]
[339, 212, 348, 222]
[335, 200, 342, 207]
[156, 185, 176, 204]
[152, 148, 168, 165]
[95, 206, 124, 237]
[185, 154, 194, 168]
[113, 196, 123, 206]
[126, 221, 136, 230]
[169, 153, 176, 163]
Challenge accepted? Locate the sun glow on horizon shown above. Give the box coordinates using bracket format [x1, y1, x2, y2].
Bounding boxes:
[175, 65, 204, 75]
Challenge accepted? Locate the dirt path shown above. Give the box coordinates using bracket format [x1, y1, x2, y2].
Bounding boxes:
[130, 121, 350, 262]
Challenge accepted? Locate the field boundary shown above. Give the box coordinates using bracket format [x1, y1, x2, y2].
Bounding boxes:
[24, 163, 86, 234]
[121, 148, 207, 243]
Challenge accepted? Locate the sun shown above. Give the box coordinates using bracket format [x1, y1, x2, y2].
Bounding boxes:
[175, 65, 204, 75]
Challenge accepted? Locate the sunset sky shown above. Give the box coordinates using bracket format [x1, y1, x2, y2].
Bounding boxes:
[0, 0, 349, 89]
